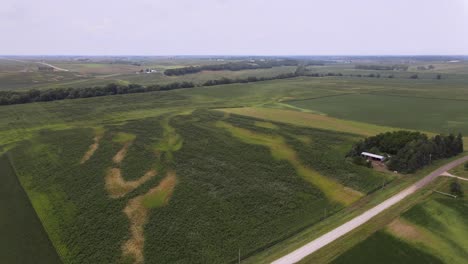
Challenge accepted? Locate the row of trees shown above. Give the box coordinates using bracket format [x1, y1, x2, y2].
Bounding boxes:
[0, 71, 306, 106]
[388, 133, 463, 173]
[0, 82, 197, 105]
[164, 59, 299, 76]
[348, 131, 464, 173]
[355, 64, 409, 71]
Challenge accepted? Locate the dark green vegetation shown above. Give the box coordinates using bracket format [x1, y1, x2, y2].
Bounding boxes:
[331, 231, 443, 264]
[355, 64, 409, 71]
[348, 131, 464, 173]
[450, 181, 463, 197]
[0, 154, 61, 264]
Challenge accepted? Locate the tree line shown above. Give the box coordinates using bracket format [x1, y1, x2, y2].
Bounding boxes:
[0, 71, 307, 106]
[164, 59, 299, 76]
[355, 64, 409, 71]
[348, 131, 464, 173]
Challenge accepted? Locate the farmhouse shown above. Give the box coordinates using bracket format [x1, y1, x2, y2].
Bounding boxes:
[361, 152, 385, 161]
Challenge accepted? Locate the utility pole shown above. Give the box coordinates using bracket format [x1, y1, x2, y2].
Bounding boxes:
[238, 248, 241, 264]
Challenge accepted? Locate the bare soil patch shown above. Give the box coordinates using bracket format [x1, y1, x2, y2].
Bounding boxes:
[387, 218, 426, 241]
[122, 195, 147, 264]
[80, 135, 102, 164]
[105, 168, 157, 198]
[121, 171, 177, 264]
[113, 142, 131, 164]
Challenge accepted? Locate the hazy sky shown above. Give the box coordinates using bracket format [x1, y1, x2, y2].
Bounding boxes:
[1, 0, 467, 55]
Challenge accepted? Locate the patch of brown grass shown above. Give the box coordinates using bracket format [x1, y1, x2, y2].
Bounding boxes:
[113, 142, 131, 164]
[121, 171, 177, 264]
[105, 168, 157, 198]
[80, 135, 102, 164]
[122, 195, 147, 264]
[386, 218, 426, 241]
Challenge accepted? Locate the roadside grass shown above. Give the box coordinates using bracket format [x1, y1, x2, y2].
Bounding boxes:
[219, 107, 401, 137]
[0, 155, 61, 264]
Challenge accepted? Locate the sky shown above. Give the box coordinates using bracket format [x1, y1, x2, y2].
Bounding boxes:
[1, 0, 467, 55]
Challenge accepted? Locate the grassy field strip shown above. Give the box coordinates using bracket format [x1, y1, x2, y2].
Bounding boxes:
[219, 107, 403, 136]
[218, 107, 468, 149]
[216, 120, 363, 206]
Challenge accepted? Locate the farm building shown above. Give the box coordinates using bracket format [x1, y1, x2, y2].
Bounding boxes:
[361, 152, 385, 161]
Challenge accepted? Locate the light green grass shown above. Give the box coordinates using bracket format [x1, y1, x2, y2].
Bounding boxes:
[112, 132, 136, 143]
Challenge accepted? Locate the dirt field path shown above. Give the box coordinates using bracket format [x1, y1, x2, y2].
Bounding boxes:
[80, 135, 102, 164]
[441, 172, 468, 181]
[36, 62, 69, 72]
[272, 155, 468, 264]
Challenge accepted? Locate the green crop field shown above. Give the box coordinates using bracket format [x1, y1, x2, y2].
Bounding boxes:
[286, 93, 468, 135]
[5, 109, 392, 263]
[1, 57, 468, 263]
[0, 154, 61, 264]
[330, 231, 444, 264]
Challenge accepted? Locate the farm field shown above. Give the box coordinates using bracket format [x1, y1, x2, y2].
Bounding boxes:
[286, 93, 468, 135]
[330, 178, 468, 264]
[6, 109, 391, 263]
[1, 56, 468, 263]
[0, 154, 61, 264]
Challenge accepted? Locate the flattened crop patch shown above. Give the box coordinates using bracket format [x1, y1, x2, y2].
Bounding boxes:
[105, 168, 157, 198]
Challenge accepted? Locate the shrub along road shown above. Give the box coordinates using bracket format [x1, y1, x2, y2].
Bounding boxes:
[272, 155, 468, 264]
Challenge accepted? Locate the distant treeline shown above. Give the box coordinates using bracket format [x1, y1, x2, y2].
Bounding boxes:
[348, 131, 464, 173]
[0, 72, 303, 106]
[355, 64, 409, 71]
[164, 59, 300, 76]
